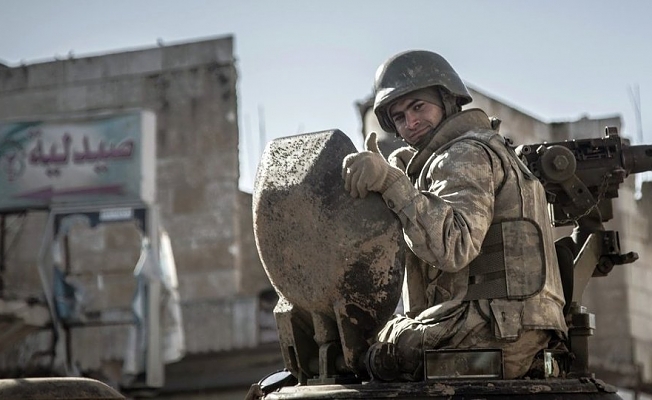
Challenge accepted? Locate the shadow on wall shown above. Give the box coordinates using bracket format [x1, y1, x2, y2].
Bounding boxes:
[258, 289, 279, 344]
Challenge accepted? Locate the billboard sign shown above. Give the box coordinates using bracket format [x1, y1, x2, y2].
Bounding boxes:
[0, 110, 156, 211]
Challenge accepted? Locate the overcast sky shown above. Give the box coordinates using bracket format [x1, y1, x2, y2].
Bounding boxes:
[1, 0, 651, 192]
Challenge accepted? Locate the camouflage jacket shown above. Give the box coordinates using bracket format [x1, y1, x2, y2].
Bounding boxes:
[382, 108, 567, 340]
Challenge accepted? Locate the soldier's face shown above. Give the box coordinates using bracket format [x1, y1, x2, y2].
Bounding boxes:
[389, 97, 445, 145]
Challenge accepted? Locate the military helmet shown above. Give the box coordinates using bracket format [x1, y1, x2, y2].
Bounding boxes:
[373, 50, 472, 133]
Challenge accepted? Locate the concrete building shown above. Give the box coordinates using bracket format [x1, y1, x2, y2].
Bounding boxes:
[0, 36, 282, 398]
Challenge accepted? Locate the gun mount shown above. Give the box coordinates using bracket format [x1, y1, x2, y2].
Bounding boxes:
[249, 127, 652, 400]
[515, 127, 652, 285]
[515, 127, 652, 226]
[515, 127, 652, 381]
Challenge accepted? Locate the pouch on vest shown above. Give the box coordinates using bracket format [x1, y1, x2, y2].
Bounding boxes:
[464, 219, 546, 301]
[490, 298, 524, 341]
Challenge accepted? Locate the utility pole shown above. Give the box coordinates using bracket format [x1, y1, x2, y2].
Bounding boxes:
[628, 84, 650, 200]
[628, 84, 643, 144]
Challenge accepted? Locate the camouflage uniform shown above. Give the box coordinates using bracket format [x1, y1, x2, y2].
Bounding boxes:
[377, 108, 568, 380]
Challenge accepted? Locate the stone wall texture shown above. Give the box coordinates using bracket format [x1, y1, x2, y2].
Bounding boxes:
[0, 36, 275, 394]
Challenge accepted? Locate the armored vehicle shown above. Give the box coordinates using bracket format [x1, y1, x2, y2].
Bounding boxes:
[249, 127, 652, 399]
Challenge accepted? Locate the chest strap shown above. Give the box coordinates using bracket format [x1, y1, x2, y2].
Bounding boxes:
[464, 223, 508, 300]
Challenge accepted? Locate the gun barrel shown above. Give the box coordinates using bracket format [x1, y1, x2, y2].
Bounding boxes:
[623, 145, 652, 174]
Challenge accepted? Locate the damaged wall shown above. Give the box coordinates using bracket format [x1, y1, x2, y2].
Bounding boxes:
[0, 36, 273, 390]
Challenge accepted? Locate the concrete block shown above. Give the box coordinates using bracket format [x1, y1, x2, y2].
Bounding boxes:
[172, 183, 206, 215]
[232, 297, 258, 349]
[633, 341, 652, 382]
[84, 78, 145, 110]
[165, 68, 204, 99]
[72, 271, 137, 311]
[26, 62, 65, 89]
[236, 192, 269, 297]
[62, 57, 105, 84]
[177, 269, 237, 302]
[628, 287, 652, 318]
[0, 300, 50, 354]
[55, 85, 88, 112]
[0, 330, 53, 372]
[181, 296, 256, 354]
[182, 300, 232, 353]
[625, 262, 652, 292]
[104, 223, 144, 251]
[631, 313, 652, 341]
[167, 243, 235, 276]
[68, 251, 139, 275]
[0, 88, 60, 118]
[102, 50, 163, 80]
[0, 67, 28, 92]
[204, 180, 238, 208]
[70, 324, 131, 369]
[2, 212, 48, 297]
[2, 263, 43, 299]
[167, 212, 234, 251]
[66, 221, 140, 274]
[589, 336, 634, 365]
[593, 311, 630, 337]
[67, 222, 106, 252]
[162, 36, 234, 70]
[624, 211, 649, 242]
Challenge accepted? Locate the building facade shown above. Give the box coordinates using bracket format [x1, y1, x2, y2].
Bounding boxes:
[0, 36, 281, 398]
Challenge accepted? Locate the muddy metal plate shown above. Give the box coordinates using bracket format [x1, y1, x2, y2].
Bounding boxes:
[252, 129, 404, 337]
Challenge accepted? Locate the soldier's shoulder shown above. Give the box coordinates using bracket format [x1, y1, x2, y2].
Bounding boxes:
[459, 128, 502, 142]
[447, 130, 495, 150]
[455, 130, 512, 154]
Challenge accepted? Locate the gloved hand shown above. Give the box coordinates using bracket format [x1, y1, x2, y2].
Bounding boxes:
[342, 132, 404, 198]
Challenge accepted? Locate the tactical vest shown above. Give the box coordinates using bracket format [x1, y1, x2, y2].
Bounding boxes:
[406, 127, 567, 340]
[442, 132, 551, 301]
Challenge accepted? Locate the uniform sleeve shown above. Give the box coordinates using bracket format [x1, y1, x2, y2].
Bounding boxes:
[381, 140, 497, 272]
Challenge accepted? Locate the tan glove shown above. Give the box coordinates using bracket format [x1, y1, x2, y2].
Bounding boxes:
[342, 132, 404, 198]
[387, 146, 416, 171]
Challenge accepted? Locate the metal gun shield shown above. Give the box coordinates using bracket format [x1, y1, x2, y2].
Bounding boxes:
[252, 130, 404, 377]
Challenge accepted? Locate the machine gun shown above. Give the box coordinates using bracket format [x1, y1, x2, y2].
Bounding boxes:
[250, 127, 652, 400]
[515, 127, 652, 277]
[515, 126, 652, 227]
[514, 127, 652, 379]
[515, 127, 652, 281]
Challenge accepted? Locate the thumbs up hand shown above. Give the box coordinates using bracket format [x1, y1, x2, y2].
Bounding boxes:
[342, 132, 403, 198]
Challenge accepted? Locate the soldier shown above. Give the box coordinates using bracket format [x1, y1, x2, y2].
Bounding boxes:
[342, 50, 568, 381]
